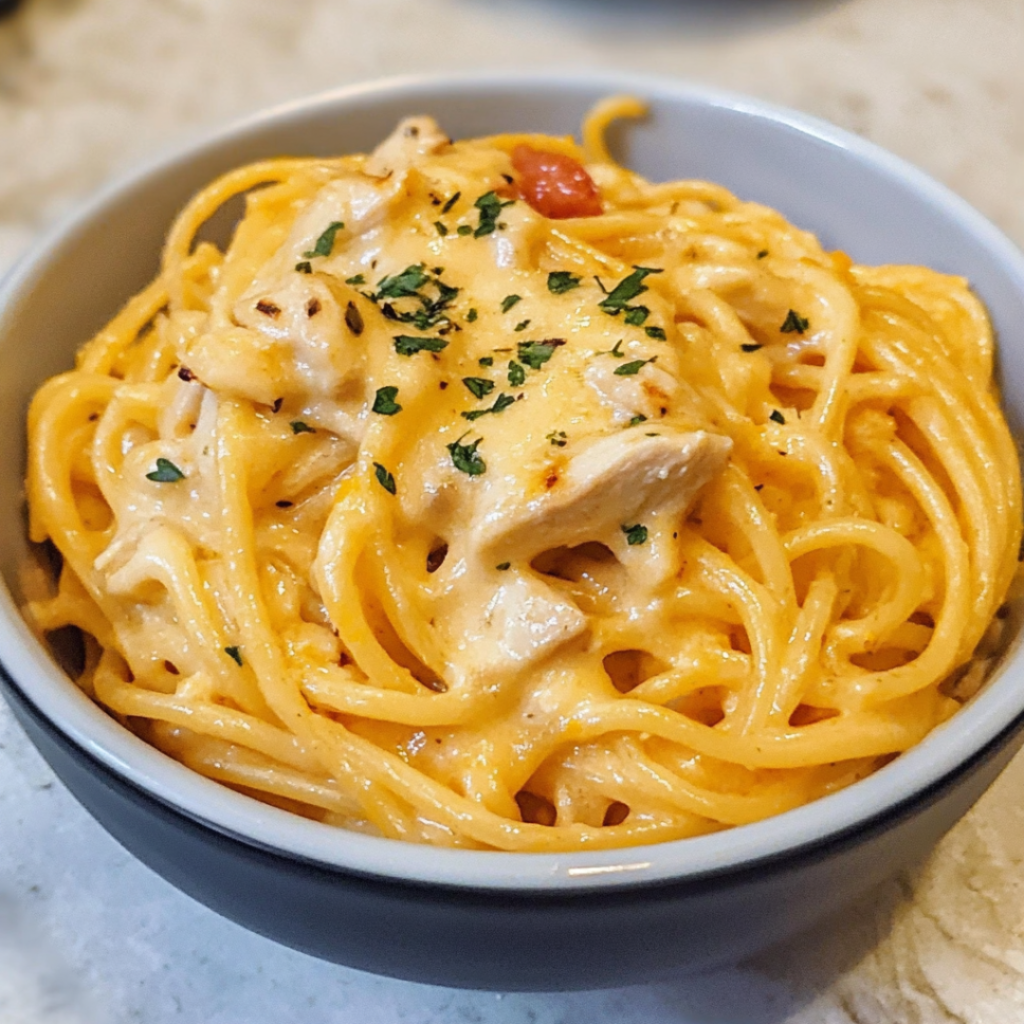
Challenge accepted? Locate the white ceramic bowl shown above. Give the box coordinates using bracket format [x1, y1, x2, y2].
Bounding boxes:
[2, 72, 1024, 990]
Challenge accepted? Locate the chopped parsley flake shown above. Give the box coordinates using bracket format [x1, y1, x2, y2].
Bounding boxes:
[474, 191, 514, 237]
[457, 225, 472, 236]
[741, 343, 763, 353]
[546, 430, 568, 447]
[146, 457, 185, 483]
[781, 309, 810, 334]
[372, 386, 402, 416]
[373, 462, 397, 494]
[376, 267, 459, 331]
[462, 377, 495, 400]
[757, 250, 769, 259]
[466, 308, 479, 323]
[645, 326, 667, 341]
[599, 266, 662, 315]
[624, 306, 649, 326]
[462, 392, 515, 421]
[608, 339, 625, 358]
[394, 334, 448, 356]
[304, 221, 344, 259]
[622, 523, 649, 546]
[514, 319, 531, 332]
[547, 271, 581, 294]
[441, 191, 461, 215]
[290, 420, 316, 434]
[501, 294, 522, 313]
[345, 274, 366, 285]
[434, 221, 448, 236]
[614, 357, 656, 376]
[508, 360, 526, 386]
[770, 409, 786, 424]
[478, 356, 493, 367]
[224, 646, 243, 666]
[517, 339, 563, 370]
[447, 435, 486, 476]
[295, 261, 313, 274]
[496, 562, 511, 571]
[627, 414, 648, 427]
[375, 264, 431, 300]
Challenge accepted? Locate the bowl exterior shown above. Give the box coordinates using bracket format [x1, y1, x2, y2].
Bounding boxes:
[5, 664, 1024, 990]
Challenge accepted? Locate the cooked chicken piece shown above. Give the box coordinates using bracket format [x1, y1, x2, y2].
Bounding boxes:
[363, 116, 451, 179]
[584, 358, 678, 424]
[476, 429, 732, 561]
[438, 570, 587, 683]
[232, 274, 364, 398]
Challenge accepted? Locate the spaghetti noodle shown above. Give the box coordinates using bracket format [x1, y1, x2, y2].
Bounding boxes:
[24, 97, 1022, 851]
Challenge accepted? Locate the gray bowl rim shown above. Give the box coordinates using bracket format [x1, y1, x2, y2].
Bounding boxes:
[2, 69, 1024, 892]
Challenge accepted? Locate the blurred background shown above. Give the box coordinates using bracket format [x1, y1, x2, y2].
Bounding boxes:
[1, 1, 1023, 1022]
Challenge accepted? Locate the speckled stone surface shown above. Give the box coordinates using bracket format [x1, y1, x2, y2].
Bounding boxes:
[2, 1, 1024, 1020]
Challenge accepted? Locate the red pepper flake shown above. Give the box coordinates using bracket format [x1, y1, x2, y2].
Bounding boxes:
[345, 301, 364, 336]
[256, 300, 281, 318]
[306, 298, 322, 317]
[426, 543, 448, 574]
[177, 366, 195, 382]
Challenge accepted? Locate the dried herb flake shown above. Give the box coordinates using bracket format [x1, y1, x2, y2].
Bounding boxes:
[461, 393, 515, 421]
[614, 357, 656, 376]
[781, 309, 810, 334]
[547, 271, 581, 295]
[447, 435, 486, 476]
[372, 386, 402, 416]
[374, 462, 397, 495]
[622, 523, 649, 546]
[517, 340, 563, 370]
[599, 266, 662, 315]
[474, 191, 514, 237]
[304, 221, 344, 259]
[394, 335, 449, 356]
[146, 458, 185, 483]
[462, 377, 495, 400]
[375, 264, 431, 301]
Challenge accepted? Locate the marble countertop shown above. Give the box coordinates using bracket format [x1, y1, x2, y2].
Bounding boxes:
[2, 0, 1024, 1020]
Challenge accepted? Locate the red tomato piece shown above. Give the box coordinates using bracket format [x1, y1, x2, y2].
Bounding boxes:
[511, 145, 603, 220]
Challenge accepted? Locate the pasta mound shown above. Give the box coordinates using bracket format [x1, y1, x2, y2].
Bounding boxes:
[24, 97, 1022, 851]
